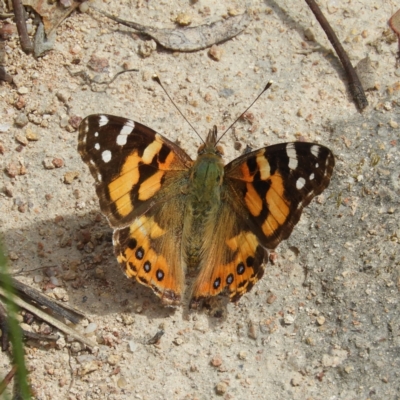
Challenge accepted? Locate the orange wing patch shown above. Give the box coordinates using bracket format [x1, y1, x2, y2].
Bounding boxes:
[262, 173, 290, 236]
[190, 227, 267, 308]
[114, 215, 183, 306]
[108, 151, 143, 218]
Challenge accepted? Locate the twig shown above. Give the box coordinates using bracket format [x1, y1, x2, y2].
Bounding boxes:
[0, 274, 84, 324]
[0, 288, 96, 350]
[0, 365, 17, 396]
[11, 0, 33, 54]
[304, 0, 368, 110]
[22, 330, 59, 342]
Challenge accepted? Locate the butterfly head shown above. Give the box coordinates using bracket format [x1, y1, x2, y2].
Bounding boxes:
[197, 126, 224, 157]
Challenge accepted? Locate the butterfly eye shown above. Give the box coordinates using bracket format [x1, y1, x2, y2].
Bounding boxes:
[215, 145, 224, 156]
[197, 144, 205, 154]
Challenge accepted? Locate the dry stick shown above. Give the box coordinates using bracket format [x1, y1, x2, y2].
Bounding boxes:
[1, 275, 84, 324]
[11, 0, 32, 54]
[0, 365, 17, 396]
[0, 288, 96, 350]
[304, 0, 368, 110]
[22, 330, 59, 342]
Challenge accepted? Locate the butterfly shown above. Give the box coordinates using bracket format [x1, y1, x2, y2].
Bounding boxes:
[78, 114, 334, 308]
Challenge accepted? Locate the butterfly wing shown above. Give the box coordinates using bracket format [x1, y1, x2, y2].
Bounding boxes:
[225, 142, 335, 248]
[78, 114, 193, 305]
[190, 142, 334, 306]
[189, 198, 268, 308]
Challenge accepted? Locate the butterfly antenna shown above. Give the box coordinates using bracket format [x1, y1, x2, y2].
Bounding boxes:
[152, 75, 205, 144]
[216, 81, 273, 145]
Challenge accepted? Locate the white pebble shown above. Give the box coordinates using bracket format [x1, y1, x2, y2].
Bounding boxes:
[84, 322, 98, 335]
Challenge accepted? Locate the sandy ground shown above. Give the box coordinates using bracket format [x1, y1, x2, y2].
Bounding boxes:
[1, 0, 400, 399]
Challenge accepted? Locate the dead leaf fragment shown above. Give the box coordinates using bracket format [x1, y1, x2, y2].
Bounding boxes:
[94, 7, 251, 52]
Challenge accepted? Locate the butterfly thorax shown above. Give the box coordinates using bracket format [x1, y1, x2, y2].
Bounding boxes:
[182, 128, 225, 271]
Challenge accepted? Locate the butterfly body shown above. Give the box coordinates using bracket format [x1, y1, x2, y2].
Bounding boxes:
[183, 127, 225, 273]
[78, 114, 335, 308]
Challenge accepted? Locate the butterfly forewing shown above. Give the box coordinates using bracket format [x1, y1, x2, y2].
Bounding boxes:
[78, 114, 193, 228]
[224, 142, 335, 249]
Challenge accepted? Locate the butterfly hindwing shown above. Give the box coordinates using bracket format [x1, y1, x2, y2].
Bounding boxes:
[190, 198, 268, 308]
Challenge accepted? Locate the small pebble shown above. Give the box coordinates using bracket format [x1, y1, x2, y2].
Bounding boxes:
[316, 316, 326, 326]
[87, 54, 109, 72]
[8, 251, 19, 260]
[215, 381, 228, 395]
[3, 184, 13, 197]
[107, 354, 120, 365]
[43, 158, 55, 169]
[56, 90, 71, 103]
[267, 293, 277, 304]
[121, 314, 135, 326]
[290, 372, 302, 387]
[284, 314, 295, 325]
[173, 337, 184, 346]
[79, 2, 89, 13]
[238, 351, 247, 360]
[6, 162, 21, 177]
[138, 40, 157, 58]
[14, 113, 29, 127]
[248, 321, 258, 340]
[15, 133, 28, 146]
[0, 123, 11, 133]
[210, 356, 223, 367]
[26, 128, 39, 141]
[175, 13, 192, 26]
[304, 27, 315, 41]
[117, 377, 127, 388]
[84, 322, 98, 335]
[52, 158, 64, 168]
[128, 340, 137, 353]
[70, 342, 82, 353]
[33, 274, 43, 283]
[17, 87, 29, 95]
[208, 45, 223, 61]
[64, 171, 80, 184]
[79, 361, 99, 376]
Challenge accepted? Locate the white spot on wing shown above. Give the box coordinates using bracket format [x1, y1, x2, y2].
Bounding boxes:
[97, 173, 102, 181]
[94, 143, 100, 150]
[116, 121, 135, 146]
[315, 163, 319, 168]
[311, 145, 320, 158]
[121, 120, 135, 134]
[286, 143, 298, 170]
[296, 177, 306, 190]
[102, 150, 112, 163]
[94, 132, 99, 137]
[309, 173, 315, 180]
[99, 115, 109, 127]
